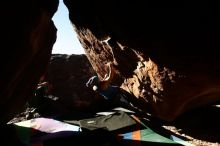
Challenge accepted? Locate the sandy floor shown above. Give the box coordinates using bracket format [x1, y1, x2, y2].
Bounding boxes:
[161, 105, 220, 146]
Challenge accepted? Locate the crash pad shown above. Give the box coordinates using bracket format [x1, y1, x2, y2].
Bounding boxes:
[14, 118, 81, 145]
[79, 111, 136, 131]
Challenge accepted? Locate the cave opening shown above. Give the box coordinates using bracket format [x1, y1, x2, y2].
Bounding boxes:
[52, 0, 85, 55]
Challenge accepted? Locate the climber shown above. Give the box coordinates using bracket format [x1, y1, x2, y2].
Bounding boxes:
[34, 81, 50, 98]
[28, 81, 48, 109]
[86, 62, 130, 108]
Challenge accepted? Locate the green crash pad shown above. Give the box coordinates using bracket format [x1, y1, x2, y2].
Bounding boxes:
[119, 115, 178, 145]
[119, 114, 194, 145]
[79, 111, 136, 131]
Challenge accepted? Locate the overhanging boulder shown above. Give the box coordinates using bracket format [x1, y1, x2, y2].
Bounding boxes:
[64, 0, 220, 121]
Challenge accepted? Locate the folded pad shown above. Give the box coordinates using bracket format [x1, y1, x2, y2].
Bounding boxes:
[79, 111, 136, 131]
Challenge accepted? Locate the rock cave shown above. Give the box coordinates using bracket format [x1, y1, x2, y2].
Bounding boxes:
[1, 0, 220, 145]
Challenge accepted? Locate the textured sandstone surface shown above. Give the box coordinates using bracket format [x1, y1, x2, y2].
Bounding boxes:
[64, 0, 220, 121]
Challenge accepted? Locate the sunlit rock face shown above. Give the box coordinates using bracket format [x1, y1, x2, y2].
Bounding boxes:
[0, 0, 58, 123]
[64, 0, 220, 121]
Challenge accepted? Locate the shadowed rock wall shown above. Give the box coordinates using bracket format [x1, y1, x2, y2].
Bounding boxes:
[47, 54, 100, 110]
[0, 0, 58, 123]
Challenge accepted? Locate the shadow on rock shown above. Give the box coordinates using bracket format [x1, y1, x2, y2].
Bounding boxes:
[169, 105, 220, 143]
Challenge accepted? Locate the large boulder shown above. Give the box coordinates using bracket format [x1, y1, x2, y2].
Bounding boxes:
[46, 54, 100, 110]
[64, 0, 220, 121]
[0, 0, 58, 123]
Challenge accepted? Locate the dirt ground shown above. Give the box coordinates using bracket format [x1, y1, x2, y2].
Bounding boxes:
[161, 105, 220, 146]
